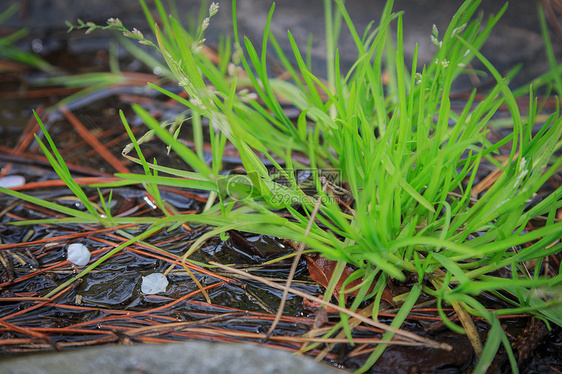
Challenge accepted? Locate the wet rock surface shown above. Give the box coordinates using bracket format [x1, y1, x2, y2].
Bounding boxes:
[0, 342, 345, 374]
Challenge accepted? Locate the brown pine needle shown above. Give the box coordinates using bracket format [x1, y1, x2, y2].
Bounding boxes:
[174, 327, 441, 347]
[209, 261, 452, 351]
[471, 152, 519, 197]
[122, 312, 243, 337]
[60, 105, 131, 174]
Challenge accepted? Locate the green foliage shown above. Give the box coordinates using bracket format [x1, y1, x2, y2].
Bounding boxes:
[3, 0, 562, 371]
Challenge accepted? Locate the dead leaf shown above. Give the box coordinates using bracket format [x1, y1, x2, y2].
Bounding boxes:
[305, 254, 394, 305]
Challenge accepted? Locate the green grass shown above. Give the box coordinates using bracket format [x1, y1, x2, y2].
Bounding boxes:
[3, 0, 562, 372]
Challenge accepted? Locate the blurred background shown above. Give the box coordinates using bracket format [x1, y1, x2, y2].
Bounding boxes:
[1, 0, 562, 89]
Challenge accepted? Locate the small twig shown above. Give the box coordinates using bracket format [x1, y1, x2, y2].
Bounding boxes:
[263, 180, 329, 341]
[177, 326, 441, 347]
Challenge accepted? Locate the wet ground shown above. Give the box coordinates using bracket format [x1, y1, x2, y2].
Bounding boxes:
[1, 0, 562, 373]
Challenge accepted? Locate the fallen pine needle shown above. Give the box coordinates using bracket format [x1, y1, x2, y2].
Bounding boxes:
[209, 261, 452, 351]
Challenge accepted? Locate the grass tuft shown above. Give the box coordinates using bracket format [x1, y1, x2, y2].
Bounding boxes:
[3, 0, 562, 371]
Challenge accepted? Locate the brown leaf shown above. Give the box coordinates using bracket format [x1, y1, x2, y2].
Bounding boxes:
[305, 254, 394, 306]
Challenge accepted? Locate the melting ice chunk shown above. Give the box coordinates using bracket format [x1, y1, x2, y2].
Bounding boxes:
[141, 273, 169, 294]
[0, 175, 25, 188]
[67, 243, 91, 266]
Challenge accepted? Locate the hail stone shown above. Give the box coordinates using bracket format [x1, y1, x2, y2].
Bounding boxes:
[141, 273, 169, 295]
[0, 175, 25, 188]
[67, 243, 91, 266]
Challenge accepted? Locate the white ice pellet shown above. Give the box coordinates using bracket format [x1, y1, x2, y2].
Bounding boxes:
[141, 273, 169, 295]
[0, 175, 25, 188]
[67, 243, 91, 266]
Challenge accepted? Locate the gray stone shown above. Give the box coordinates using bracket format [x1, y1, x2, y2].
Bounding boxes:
[0, 342, 345, 374]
